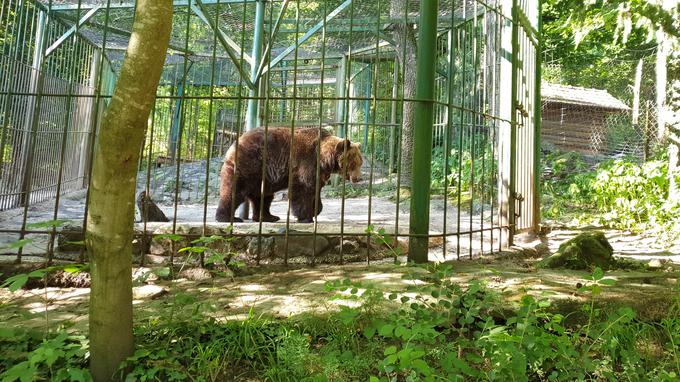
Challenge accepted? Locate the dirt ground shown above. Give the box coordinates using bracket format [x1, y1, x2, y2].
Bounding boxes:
[1, 227, 677, 334]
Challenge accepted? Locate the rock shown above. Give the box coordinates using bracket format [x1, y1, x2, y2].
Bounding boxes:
[538, 231, 614, 270]
[246, 236, 276, 260]
[333, 239, 361, 254]
[133, 285, 169, 299]
[24, 269, 91, 289]
[132, 267, 159, 283]
[178, 267, 213, 281]
[57, 224, 85, 252]
[535, 243, 551, 256]
[144, 254, 167, 265]
[246, 230, 330, 261]
[648, 259, 669, 269]
[149, 225, 190, 256]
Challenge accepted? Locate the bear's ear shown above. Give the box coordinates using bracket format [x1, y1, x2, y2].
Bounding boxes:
[335, 139, 352, 155]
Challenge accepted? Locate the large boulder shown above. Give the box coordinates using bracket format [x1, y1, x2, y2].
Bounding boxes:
[538, 231, 615, 270]
[246, 229, 330, 262]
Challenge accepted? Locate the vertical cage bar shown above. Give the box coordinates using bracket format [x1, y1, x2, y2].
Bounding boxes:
[408, 0, 438, 263]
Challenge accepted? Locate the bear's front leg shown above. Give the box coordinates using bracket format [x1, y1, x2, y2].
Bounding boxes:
[252, 194, 280, 222]
[216, 159, 246, 223]
[290, 183, 316, 223]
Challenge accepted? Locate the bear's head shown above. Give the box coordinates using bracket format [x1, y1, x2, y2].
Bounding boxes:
[336, 139, 363, 183]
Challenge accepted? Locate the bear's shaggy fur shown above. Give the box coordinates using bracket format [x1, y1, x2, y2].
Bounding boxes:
[216, 127, 363, 223]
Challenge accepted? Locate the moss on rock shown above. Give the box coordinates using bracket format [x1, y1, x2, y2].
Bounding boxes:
[538, 231, 615, 270]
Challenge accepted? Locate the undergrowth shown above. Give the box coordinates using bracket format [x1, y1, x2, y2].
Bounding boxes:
[2, 264, 678, 381]
[542, 149, 680, 242]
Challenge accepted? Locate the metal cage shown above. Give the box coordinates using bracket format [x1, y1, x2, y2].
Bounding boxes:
[0, 0, 541, 265]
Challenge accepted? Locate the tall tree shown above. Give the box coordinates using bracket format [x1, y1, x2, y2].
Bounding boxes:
[390, 0, 417, 187]
[544, 0, 679, 193]
[85, 1, 173, 380]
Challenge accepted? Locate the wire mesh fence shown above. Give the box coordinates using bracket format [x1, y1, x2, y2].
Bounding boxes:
[542, 96, 659, 163]
[0, 0, 540, 266]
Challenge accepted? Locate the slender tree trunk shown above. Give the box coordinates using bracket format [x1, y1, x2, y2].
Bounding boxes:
[656, 27, 668, 141]
[632, 59, 643, 125]
[86, 1, 172, 381]
[391, 0, 417, 188]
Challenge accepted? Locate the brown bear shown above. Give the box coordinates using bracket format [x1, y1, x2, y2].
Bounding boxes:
[215, 127, 363, 223]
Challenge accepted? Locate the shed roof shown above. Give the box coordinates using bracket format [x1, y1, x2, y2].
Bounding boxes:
[542, 83, 630, 110]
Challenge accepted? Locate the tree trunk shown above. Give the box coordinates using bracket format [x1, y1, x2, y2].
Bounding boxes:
[391, 0, 417, 187]
[656, 27, 668, 141]
[86, 1, 172, 381]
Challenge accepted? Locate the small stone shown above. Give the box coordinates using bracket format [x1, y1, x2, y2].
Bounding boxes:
[178, 267, 213, 281]
[133, 285, 168, 299]
[132, 267, 159, 283]
[648, 259, 669, 269]
[149, 225, 190, 255]
[535, 243, 551, 256]
[333, 239, 361, 254]
[144, 254, 167, 265]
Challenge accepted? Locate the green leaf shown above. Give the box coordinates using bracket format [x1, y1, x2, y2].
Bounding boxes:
[1, 274, 29, 292]
[28, 269, 50, 278]
[384, 345, 397, 356]
[598, 278, 616, 286]
[1, 239, 34, 251]
[152, 267, 170, 278]
[178, 246, 207, 254]
[2, 361, 35, 382]
[378, 324, 394, 337]
[394, 325, 410, 339]
[363, 326, 376, 339]
[205, 253, 227, 264]
[0, 327, 15, 338]
[153, 233, 183, 242]
[63, 265, 85, 274]
[67, 368, 91, 382]
[591, 267, 604, 281]
[411, 359, 431, 375]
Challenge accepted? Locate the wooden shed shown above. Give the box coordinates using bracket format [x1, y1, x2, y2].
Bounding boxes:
[541, 83, 630, 155]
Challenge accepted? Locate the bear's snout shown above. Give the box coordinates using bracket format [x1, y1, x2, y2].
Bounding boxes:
[348, 170, 362, 183]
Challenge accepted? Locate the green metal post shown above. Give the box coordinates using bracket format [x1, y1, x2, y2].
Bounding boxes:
[240, 0, 265, 219]
[363, 65, 371, 146]
[335, 55, 347, 136]
[169, 81, 185, 160]
[280, 60, 287, 121]
[509, 0, 518, 244]
[533, 0, 542, 231]
[388, 59, 398, 173]
[408, 0, 438, 263]
[246, 0, 265, 131]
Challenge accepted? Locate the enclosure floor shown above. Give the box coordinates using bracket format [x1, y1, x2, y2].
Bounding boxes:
[0, 189, 499, 260]
[1, 227, 678, 333]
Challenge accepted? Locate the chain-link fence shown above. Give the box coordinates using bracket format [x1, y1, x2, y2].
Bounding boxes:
[541, 83, 659, 163]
